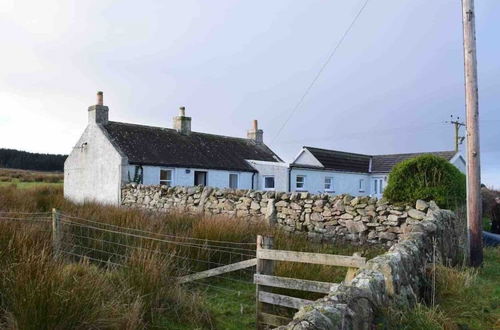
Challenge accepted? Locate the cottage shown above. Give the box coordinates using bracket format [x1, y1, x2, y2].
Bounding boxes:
[64, 92, 285, 204]
[290, 146, 465, 197]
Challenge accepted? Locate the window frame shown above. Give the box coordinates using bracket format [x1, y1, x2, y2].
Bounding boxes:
[324, 176, 334, 192]
[159, 168, 173, 186]
[295, 175, 306, 190]
[263, 176, 275, 190]
[358, 178, 365, 192]
[229, 173, 239, 189]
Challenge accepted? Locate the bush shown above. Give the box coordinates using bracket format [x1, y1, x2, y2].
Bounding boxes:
[383, 155, 466, 208]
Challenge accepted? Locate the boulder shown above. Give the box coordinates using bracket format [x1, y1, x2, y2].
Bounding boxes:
[415, 199, 429, 212]
[408, 208, 426, 220]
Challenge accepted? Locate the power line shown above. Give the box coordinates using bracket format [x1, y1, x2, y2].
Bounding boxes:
[271, 0, 371, 144]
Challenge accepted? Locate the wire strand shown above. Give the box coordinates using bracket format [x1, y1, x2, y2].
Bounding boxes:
[271, 0, 371, 144]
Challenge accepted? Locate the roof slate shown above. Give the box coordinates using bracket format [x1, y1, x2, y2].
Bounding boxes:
[298, 147, 371, 173]
[295, 147, 457, 174]
[102, 121, 282, 172]
[371, 151, 457, 173]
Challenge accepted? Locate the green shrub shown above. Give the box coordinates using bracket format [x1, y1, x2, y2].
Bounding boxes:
[383, 155, 466, 208]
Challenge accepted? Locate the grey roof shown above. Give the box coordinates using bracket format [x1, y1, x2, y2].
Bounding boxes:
[102, 121, 282, 172]
[295, 147, 371, 173]
[371, 151, 457, 173]
[294, 147, 457, 174]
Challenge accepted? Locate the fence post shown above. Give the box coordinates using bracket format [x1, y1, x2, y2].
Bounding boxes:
[344, 252, 362, 284]
[256, 235, 274, 329]
[52, 208, 61, 258]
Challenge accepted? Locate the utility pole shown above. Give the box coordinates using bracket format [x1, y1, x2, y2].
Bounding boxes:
[446, 115, 465, 152]
[462, 0, 482, 267]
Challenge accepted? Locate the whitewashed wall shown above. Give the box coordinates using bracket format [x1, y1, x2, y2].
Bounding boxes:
[64, 124, 127, 205]
[246, 160, 289, 192]
[290, 168, 370, 196]
[126, 165, 254, 189]
[451, 155, 466, 173]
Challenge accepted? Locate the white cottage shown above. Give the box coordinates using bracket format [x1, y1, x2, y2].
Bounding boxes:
[64, 92, 285, 204]
[290, 146, 466, 198]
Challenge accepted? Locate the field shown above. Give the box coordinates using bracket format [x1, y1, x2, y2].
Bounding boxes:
[0, 168, 63, 188]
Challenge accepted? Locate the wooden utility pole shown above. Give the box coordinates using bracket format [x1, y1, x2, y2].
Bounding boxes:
[462, 0, 482, 267]
[447, 115, 465, 152]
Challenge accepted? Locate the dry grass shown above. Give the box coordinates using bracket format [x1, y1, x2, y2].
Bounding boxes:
[0, 168, 63, 184]
[0, 185, 386, 329]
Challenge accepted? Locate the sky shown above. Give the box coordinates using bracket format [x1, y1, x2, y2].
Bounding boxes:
[0, 0, 498, 187]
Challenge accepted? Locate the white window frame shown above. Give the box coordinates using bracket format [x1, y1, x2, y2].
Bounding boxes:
[263, 176, 275, 190]
[359, 179, 365, 192]
[324, 176, 334, 192]
[159, 168, 174, 186]
[296, 175, 306, 190]
[229, 173, 239, 189]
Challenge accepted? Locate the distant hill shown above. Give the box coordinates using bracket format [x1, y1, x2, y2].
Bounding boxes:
[0, 148, 67, 172]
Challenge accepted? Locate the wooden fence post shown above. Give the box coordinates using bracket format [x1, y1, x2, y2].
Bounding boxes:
[344, 252, 362, 284]
[52, 208, 61, 258]
[256, 235, 274, 329]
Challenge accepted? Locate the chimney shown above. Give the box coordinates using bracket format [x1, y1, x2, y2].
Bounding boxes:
[247, 120, 263, 144]
[88, 91, 109, 124]
[173, 106, 192, 135]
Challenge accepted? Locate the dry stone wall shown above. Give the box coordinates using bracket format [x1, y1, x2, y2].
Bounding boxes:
[122, 184, 441, 247]
[277, 206, 466, 330]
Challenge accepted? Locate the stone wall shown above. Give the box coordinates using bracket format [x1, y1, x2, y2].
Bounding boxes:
[121, 184, 466, 328]
[277, 207, 466, 330]
[121, 184, 441, 246]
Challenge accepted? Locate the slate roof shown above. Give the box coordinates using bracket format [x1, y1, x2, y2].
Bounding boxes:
[294, 147, 457, 174]
[294, 147, 371, 173]
[371, 151, 457, 173]
[102, 121, 282, 172]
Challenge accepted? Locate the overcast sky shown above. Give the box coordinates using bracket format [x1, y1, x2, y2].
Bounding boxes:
[0, 0, 498, 187]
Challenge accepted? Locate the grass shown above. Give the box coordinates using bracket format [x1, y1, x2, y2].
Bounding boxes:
[0, 184, 384, 329]
[0, 168, 63, 188]
[379, 247, 500, 330]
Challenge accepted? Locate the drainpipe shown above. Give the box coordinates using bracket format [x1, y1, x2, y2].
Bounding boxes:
[251, 172, 256, 190]
[287, 166, 292, 192]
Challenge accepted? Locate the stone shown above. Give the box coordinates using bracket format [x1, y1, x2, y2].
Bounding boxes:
[378, 231, 396, 241]
[343, 195, 353, 204]
[275, 200, 289, 207]
[340, 213, 354, 220]
[408, 208, 426, 220]
[415, 199, 429, 212]
[345, 220, 367, 233]
[310, 212, 324, 222]
[350, 197, 360, 206]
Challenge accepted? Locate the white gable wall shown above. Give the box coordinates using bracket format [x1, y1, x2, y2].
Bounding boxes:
[450, 153, 466, 173]
[292, 149, 323, 167]
[64, 124, 127, 205]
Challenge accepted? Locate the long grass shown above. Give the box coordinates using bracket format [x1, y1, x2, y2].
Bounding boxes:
[0, 185, 386, 329]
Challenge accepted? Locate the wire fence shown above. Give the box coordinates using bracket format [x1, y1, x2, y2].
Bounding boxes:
[4, 210, 257, 295]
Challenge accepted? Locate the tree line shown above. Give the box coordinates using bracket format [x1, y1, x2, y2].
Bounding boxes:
[0, 148, 67, 172]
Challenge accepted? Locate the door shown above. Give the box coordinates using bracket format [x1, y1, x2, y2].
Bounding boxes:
[194, 171, 207, 186]
[372, 178, 384, 198]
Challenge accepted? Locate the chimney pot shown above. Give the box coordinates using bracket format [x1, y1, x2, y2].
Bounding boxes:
[88, 91, 108, 124]
[247, 120, 263, 144]
[179, 106, 186, 117]
[97, 91, 103, 106]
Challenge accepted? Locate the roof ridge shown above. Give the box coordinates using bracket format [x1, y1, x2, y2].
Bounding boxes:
[303, 146, 371, 158]
[373, 150, 457, 157]
[107, 120, 256, 143]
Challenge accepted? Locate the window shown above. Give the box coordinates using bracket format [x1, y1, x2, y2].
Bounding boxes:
[373, 180, 378, 194]
[229, 173, 238, 189]
[264, 176, 275, 190]
[160, 169, 173, 186]
[324, 177, 333, 191]
[359, 179, 365, 192]
[296, 175, 305, 190]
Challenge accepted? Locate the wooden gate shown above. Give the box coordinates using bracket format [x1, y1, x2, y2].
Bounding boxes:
[254, 235, 366, 328]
